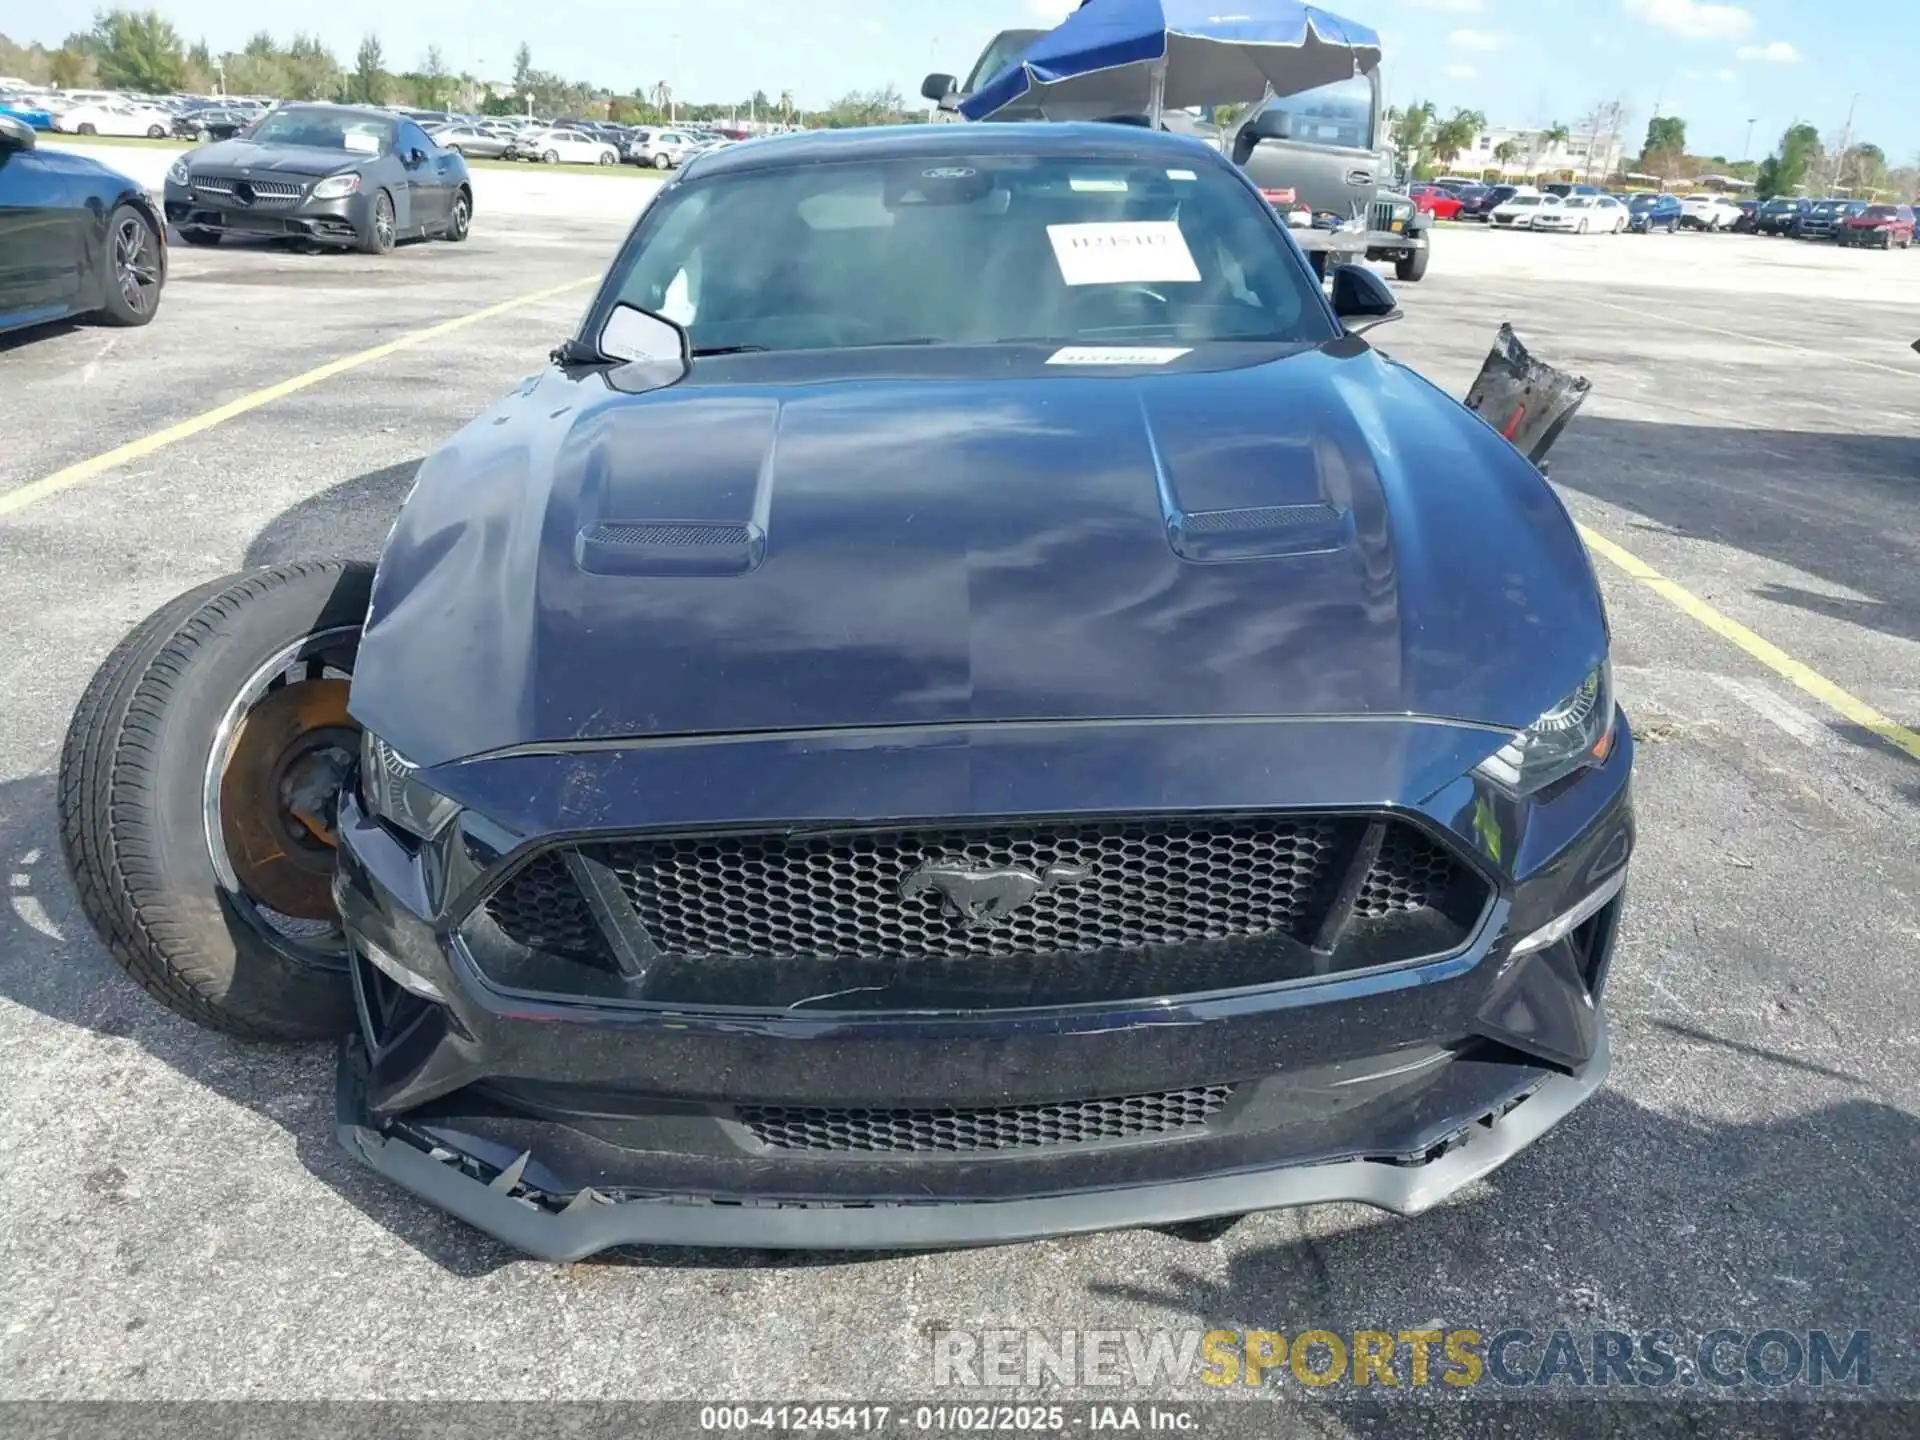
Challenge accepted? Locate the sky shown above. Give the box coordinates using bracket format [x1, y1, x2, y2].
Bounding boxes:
[2, 0, 1914, 163]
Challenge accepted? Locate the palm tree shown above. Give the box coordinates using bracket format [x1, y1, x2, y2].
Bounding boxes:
[650, 80, 674, 123]
[1493, 139, 1522, 177]
[1431, 107, 1488, 168]
[778, 88, 795, 124]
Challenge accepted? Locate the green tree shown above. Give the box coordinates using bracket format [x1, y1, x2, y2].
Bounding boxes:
[418, 43, 452, 109]
[512, 42, 533, 93]
[48, 45, 94, 87]
[1430, 107, 1487, 166]
[283, 33, 341, 101]
[348, 33, 386, 105]
[1492, 138, 1522, 174]
[1755, 122, 1822, 198]
[1389, 100, 1436, 170]
[90, 9, 185, 92]
[1639, 115, 1686, 177]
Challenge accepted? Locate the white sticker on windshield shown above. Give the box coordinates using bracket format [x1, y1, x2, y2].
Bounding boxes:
[1047, 347, 1192, 366]
[1070, 177, 1129, 192]
[343, 132, 379, 154]
[1167, 169, 1198, 181]
[1047, 222, 1202, 287]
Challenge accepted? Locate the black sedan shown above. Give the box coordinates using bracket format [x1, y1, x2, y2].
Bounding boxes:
[171, 106, 254, 142]
[62, 124, 1630, 1259]
[0, 115, 165, 337]
[162, 103, 471, 254]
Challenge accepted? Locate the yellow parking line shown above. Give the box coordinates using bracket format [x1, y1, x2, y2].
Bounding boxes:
[0, 277, 595, 519]
[1578, 523, 1920, 763]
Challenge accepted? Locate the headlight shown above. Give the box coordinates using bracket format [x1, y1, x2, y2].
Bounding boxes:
[360, 733, 460, 840]
[310, 172, 361, 200]
[1475, 661, 1617, 797]
[167, 159, 189, 185]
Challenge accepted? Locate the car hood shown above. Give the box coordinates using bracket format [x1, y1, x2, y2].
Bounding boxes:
[352, 343, 1606, 766]
[182, 138, 368, 175]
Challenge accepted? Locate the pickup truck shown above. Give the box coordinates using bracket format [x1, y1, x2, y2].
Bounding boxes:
[925, 31, 1429, 281]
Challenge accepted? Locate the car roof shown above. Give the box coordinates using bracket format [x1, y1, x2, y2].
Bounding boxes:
[687, 122, 1228, 180]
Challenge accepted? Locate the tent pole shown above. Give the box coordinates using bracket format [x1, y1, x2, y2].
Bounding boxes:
[1148, 57, 1166, 127]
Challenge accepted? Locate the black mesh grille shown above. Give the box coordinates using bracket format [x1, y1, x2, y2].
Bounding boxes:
[475, 815, 1491, 1009]
[1355, 825, 1470, 918]
[1184, 504, 1339, 534]
[602, 817, 1348, 963]
[588, 522, 752, 548]
[487, 853, 611, 962]
[739, 1086, 1235, 1154]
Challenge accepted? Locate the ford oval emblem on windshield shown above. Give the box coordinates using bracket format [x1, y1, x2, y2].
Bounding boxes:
[923, 166, 977, 180]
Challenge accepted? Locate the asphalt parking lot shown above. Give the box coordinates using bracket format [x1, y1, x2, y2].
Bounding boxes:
[1, 193, 1918, 1419]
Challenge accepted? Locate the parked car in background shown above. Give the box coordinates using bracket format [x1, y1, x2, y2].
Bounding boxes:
[1626, 193, 1682, 233]
[1837, 203, 1916, 249]
[1754, 196, 1810, 235]
[627, 127, 702, 169]
[0, 97, 56, 130]
[1730, 199, 1758, 233]
[1408, 183, 1464, 220]
[163, 104, 472, 253]
[1490, 190, 1559, 229]
[53, 100, 174, 138]
[1457, 183, 1517, 221]
[522, 127, 620, 165]
[428, 124, 515, 160]
[1799, 198, 1868, 240]
[171, 106, 253, 142]
[1678, 194, 1742, 231]
[1542, 182, 1604, 199]
[1532, 193, 1628, 234]
[0, 115, 165, 336]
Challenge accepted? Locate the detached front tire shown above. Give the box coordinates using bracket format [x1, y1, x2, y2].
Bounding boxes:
[59, 561, 376, 1041]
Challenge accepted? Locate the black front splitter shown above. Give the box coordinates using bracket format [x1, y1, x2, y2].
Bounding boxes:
[334, 1017, 1609, 1262]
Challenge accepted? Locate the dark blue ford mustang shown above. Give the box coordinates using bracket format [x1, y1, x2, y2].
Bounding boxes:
[62, 125, 1631, 1259]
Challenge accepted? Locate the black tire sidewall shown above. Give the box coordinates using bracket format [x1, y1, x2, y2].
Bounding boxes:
[61, 563, 377, 1039]
[97, 204, 161, 327]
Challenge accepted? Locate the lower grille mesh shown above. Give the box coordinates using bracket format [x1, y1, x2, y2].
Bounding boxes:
[739, 1086, 1235, 1154]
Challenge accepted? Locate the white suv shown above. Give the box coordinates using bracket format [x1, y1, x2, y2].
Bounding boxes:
[629, 129, 701, 170]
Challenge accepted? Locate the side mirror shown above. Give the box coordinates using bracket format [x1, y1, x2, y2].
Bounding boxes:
[1247, 108, 1294, 142]
[921, 73, 958, 104]
[598, 302, 690, 365]
[0, 114, 36, 152]
[406, 147, 429, 166]
[1328, 264, 1401, 335]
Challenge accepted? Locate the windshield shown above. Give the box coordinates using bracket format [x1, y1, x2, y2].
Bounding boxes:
[1862, 205, 1897, 219]
[1257, 74, 1375, 150]
[1564, 197, 1592, 208]
[1507, 196, 1542, 207]
[598, 153, 1334, 355]
[966, 29, 1046, 92]
[246, 108, 389, 154]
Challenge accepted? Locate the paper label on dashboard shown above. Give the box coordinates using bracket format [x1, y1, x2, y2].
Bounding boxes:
[1046, 347, 1192, 366]
[343, 132, 380, 154]
[1046, 221, 1202, 287]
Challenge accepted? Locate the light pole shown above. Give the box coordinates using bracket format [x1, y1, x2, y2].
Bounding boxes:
[671, 32, 681, 123]
[1742, 117, 1756, 162]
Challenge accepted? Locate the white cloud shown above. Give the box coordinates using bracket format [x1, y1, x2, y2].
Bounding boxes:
[1407, 0, 1484, 11]
[1446, 63, 1480, 80]
[1716, 67, 1738, 80]
[1736, 40, 1801, 63]
[1448, 28, 1507, 51]
[1622, 0, 1754, 42]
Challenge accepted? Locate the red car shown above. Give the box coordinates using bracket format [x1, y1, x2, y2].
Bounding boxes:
[1410, 183, 1465, 221]
[1839, 203, 1915, 249]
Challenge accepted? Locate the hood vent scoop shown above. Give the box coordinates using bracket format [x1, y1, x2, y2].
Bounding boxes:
[1168, 503, 1349, 563]
[576, 521, 766, 577]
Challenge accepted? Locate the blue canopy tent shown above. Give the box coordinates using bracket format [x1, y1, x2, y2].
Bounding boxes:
[960, 0, 1382, 127]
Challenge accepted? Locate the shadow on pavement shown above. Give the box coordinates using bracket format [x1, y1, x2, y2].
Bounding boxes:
[1551, 417, 1920, 650]
[245, 458, 422, 567]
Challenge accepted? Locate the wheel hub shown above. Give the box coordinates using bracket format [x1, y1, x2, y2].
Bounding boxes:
[217, 679, 356, 921]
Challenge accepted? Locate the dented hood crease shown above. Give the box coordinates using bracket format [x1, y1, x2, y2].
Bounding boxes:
[351, 346, 1606, 767]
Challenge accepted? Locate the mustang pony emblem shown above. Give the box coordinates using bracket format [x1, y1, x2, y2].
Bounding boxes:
[899, 859, 1095, 927]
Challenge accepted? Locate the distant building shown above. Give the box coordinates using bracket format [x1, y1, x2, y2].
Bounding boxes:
[1446, 123, 1626, 182]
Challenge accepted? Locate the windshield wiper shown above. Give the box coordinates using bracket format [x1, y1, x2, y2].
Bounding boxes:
[690, 344, 769, 357]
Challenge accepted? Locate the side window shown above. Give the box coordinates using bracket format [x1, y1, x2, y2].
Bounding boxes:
[397, 120, 433, 155]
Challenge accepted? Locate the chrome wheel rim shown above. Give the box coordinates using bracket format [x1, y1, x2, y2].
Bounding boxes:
[114, 217, 160, 313]
[201, 627, 362, 965]
[453, 196, 469, 235]
[374, 196, 394, 248]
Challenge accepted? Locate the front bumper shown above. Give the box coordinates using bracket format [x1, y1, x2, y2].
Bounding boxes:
[331, 716, 1633, 1257]
[162, 180, 369, 245]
